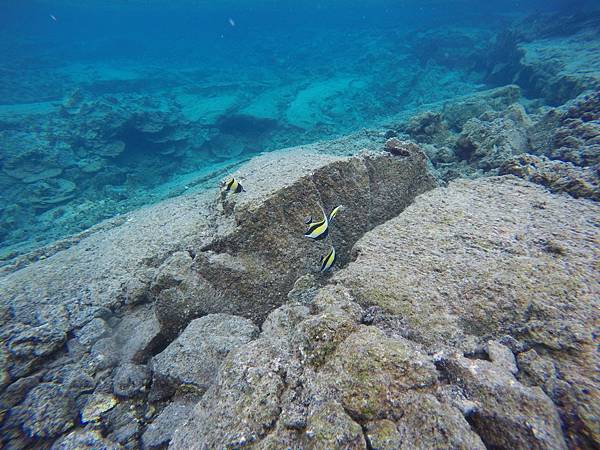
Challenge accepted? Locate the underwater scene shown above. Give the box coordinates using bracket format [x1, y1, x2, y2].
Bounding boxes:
[0, 0, 599, 448]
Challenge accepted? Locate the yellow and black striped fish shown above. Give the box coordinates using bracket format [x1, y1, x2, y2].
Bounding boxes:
[328, 205, 343, 221]
[320, 246, 336, 272]
[304, 206, 329, 241]
[224, 177, 244, 194]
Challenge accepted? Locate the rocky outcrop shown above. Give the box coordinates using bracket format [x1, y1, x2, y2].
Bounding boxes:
[171, 176, 599, 449]
[536, 90, 600, 167]
[151, 146, 436, 333]
[500, 154, 600, 200]
[0, 145, 435, 449]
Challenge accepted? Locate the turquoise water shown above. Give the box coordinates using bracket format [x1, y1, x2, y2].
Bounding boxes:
[0, 0, 597, 260]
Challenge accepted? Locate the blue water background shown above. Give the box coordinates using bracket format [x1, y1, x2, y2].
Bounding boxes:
[0, 0, 596, 258]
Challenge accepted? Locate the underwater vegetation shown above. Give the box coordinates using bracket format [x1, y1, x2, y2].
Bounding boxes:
[0, 1, 599, 449]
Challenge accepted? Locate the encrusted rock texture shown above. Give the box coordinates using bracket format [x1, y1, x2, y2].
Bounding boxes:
[393, 85, 600, 201]
[171, 176, 599, 450]
[0, 146, 436, 449]
[2, 81, 600, 448]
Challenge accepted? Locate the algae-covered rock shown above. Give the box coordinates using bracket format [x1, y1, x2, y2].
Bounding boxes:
[394, 392, 485, 449]
[18, 383, 77, 438]
[141, 400, 193, 449]
[80, 392, 118, 423]
[172, 296, 482, 449]
[318, 327, 437, 421]
[304, 401, 366, 449]
[330, 175, 599, 448]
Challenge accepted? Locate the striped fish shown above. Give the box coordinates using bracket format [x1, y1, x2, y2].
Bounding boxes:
[224, 177, 244, 193]
[320, 246, 336, 272]
[329, 205, 343, 221]
[304, 205, 329, 241]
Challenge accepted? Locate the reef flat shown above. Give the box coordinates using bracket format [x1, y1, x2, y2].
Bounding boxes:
[1, 6, 600, 450]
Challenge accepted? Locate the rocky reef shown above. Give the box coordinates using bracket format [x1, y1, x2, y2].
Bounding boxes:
[1, 8, 600, 450]
[1, 123, 599, 448]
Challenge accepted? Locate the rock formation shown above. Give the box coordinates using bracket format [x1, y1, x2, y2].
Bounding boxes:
[0, 146, 436, 449]
[171, 176, 599, 449]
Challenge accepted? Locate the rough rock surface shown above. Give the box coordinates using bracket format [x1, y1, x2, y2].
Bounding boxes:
[152, 146, 436, 335]
[537, 90, 600, 167]
[332, 176, 599, 449]
[141, 400, 194, 449]
[500, 153, 600, 200]
[151, 314, 258, 396]
[171, 176, 598, 450]
[0, 145, 435, 448]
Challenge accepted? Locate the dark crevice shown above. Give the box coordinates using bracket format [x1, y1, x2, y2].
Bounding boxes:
[360, 422, 374, 450]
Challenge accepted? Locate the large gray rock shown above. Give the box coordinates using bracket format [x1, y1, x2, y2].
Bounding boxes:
[112, 363, 150, 398]
[153, 147, 437, 336]
[171, 176, 598, 449]
[330, 175, 599, 449]
[440, 353, 567, 449]
[142, 401, 194, 449]
[151, 314, 258, 396]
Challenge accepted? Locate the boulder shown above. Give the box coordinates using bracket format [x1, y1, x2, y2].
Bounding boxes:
[151, 314, 258, 396]
[112, 363, 150, 398]
[153, 146, 437, 334]
[440, 353, 566, 449]
[141, 401, 194, 449]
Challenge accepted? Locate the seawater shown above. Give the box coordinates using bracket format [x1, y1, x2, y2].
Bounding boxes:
[0, 0, 596, 261]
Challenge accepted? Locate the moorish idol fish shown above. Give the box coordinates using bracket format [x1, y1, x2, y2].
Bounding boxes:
[224, 177, 244, 194]
[320, 246, 337, 272]
[329, 205, 343, 221]
[304, 205, 329, 241]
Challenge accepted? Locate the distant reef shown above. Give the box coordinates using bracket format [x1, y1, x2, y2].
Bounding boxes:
[1, 10, 600, 450]
[2, 9, 600, 259]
